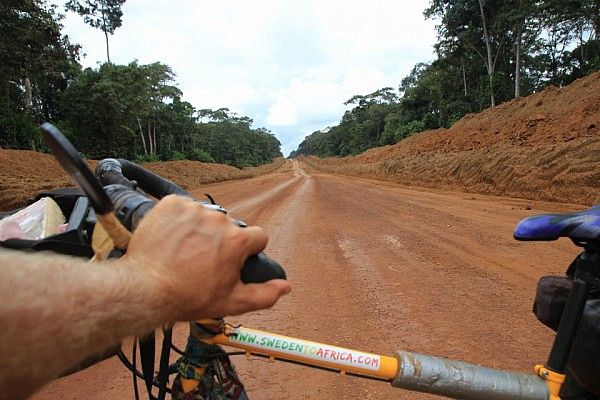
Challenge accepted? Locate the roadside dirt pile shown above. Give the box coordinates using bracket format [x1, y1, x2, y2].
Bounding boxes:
[306, 72, 600, 205]
[0, 151, 284, 211]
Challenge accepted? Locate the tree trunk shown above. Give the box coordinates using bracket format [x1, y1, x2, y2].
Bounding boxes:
[478, 0, 495, 107]
[147, 122, 153, 155]
[24, 78, 32, 112]
[137, 116, 147, 155]
[515, 21, 522, 98]
[461, 59, 467, 96]
[101, 2, 111, 63]
[104, 30, 111, 63]
[152, 124, 157, 156]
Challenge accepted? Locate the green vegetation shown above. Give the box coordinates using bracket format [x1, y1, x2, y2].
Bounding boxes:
[0, 0, 282, 168]
[290, 0, 600, 158]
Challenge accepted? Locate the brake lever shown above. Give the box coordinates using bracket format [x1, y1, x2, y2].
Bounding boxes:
[40, 123, 132, 251]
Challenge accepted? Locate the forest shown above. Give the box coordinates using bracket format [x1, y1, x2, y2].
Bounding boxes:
[0, 0, 282, 167]
[290, 0, 600, 158]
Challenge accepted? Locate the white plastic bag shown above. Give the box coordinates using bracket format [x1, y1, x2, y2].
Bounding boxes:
[0, 197, 66, 241]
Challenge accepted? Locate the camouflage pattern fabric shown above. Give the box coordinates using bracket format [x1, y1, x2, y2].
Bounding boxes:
[171, 321, 248, 400]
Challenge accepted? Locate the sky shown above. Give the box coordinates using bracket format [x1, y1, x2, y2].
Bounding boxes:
[56, 1, 438, 156]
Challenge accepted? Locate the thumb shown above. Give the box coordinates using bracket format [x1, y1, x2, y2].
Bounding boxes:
[228, 280, 291, 316]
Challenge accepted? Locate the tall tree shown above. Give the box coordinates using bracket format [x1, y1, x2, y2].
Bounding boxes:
[536, 0, 600, 85]
[65, 0, 126, 63]
[425, 0, 514, 107]
[0, 0, 80, 149]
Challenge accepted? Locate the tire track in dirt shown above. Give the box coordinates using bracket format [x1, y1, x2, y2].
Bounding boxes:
[213, 163, 394, 399]
[305, 169, 577, 374]
[225, 165, 446, 399]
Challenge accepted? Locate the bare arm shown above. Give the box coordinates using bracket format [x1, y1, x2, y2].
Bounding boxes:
[0, 250, 173, 398]
[0, 196, 291, 399]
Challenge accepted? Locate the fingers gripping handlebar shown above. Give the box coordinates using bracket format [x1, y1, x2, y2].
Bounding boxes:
[100, 178, 286, 284]
[97, 160, 285, 400]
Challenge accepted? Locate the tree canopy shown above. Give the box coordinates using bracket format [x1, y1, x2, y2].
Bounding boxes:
[0, 0, 282, 168]
[291, 0, 600, 158]
[0, 0, 80, 150]
[2, 1, 597, 163]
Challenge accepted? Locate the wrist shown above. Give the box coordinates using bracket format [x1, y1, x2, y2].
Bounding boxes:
[117, 256, 182, 325]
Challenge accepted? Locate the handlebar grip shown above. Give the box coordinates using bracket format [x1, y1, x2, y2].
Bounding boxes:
[98, 171, 138, 190]
[96, 159, 138, 190]
[103, 184, 286, 284]
[97, 158, 192, 199]
[242, 253, 286, 283]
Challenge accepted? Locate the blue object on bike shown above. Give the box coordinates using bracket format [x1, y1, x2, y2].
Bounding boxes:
[514, 205, 600, 242]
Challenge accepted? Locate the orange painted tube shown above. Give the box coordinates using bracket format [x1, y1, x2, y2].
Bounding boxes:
[207, 326, 398, 380]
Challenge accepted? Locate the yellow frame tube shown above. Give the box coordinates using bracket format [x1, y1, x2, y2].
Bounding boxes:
[207, 326, 397, 380]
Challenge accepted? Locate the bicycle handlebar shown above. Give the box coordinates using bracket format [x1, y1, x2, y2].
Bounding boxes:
[98, 169, 286, 284]
[40, 124, 562, 399]
[97, 158, 192, 198]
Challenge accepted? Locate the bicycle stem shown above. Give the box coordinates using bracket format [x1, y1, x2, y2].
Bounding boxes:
[206, 325, 550, 400]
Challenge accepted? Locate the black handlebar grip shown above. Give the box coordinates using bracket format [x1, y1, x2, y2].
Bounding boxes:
[242, 253, 286, 283]
[103, 184, 286, 284]
[95, 159, 138, 190]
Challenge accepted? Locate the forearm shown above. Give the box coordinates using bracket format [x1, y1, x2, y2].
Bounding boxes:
[0, 196, 290, 399]
[0, 249, 176, 399]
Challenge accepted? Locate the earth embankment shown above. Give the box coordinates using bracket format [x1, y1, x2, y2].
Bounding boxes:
[0, 153, 284, 211]
[305, 72, 600, 205]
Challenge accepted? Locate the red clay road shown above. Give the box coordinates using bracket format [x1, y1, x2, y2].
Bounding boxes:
[33, 160, 581, 399]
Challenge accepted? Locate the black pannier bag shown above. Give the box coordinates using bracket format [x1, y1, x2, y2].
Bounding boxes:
[533, 275, 600, 398]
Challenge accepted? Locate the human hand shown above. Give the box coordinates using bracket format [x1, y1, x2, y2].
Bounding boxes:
[123, 195, 291, 321]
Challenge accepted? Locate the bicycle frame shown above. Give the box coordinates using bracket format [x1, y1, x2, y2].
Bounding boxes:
[202, 324, 550, 400]
[210, 325, 397, 379]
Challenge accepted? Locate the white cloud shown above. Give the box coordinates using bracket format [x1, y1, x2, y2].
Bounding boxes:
[55, 0, 437, 156]
[266, 95, 298, 126]
[266, 76, 343, 126]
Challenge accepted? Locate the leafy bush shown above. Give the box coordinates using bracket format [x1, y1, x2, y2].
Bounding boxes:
[188, 148, 214, 163]
[0, 108, 38, 149]
[170, 151, 187, 161]
[396, 120, 425, 141]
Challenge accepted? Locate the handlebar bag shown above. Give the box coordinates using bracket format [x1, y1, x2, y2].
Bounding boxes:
[0, 188, 93, 258]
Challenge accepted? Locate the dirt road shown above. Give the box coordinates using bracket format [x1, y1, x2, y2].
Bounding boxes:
[34, 160, 582, 399]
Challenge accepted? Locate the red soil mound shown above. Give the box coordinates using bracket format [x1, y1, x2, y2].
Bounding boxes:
[0, 151, 284, 211]
[306, 72, 600, 205]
